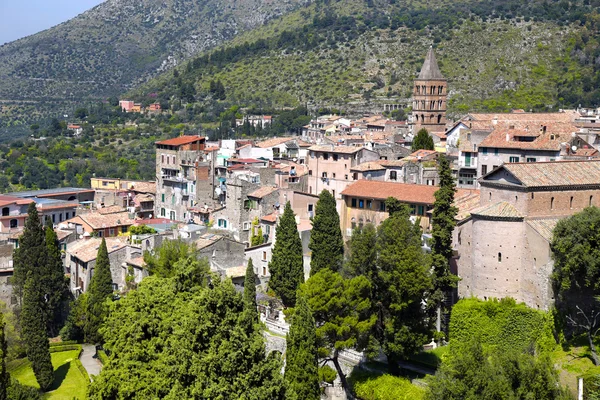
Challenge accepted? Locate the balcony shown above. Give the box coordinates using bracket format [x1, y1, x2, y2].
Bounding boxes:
[162, 174, 192, 183]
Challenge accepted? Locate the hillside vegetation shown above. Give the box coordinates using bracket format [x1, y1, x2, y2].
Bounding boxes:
[134, 0, 600, 116]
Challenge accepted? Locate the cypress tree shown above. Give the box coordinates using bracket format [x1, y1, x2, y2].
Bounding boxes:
[43, 226, 70, 336]
[430, 154, 459, 335]
[412, 128, 434, 151]
[244, 258, 258, 320]
[0, 312, 8, 400]
[85, 238, 113, 343]
[21, 274, 53, 391]
[268, 202, 304, 307]
[309, 190, 344, 276]
[13, 202, 46, 302]
[285, 294, 320, 400]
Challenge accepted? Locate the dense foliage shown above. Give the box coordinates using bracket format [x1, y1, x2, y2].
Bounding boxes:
[352, 372, 426, 400]
[88, 265, 286, 399]
[144, 240, 198, 278]
[284, 294, 320, 400]
[244, 259, 258, 322]
[426, 337, 570, 400]
[85, 238, 113, 344]
[412, 129, 435, 151]
[268, 202, 304, 307]
[12, 203, 45, 302]
[0, 312, 7, 400]
[308, 190, 344, 276]
[43, 226, 71, 336]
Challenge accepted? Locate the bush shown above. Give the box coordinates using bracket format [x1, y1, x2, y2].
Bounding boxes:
[7, 377, 42, 400]
[319, 365, 336, 384]
[97, 350, 109, 365]
[353, 373, 425, 400]
[49, 340, 78, 347]
[73, 359, 90, 382]
[49, 344, 81, 353]
[582, 367, 600, 400]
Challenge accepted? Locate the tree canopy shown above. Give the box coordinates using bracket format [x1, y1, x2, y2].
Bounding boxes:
[412, 128, 434, 151]
[144, 239, 198, 278]
[85, 238, 114, 343]
[43, 225, 70, 336]
[13, 203, 46, 302]
[309, 190, 344, 276]
[268, 202, 304, 307]
[0, 312, 8, 400]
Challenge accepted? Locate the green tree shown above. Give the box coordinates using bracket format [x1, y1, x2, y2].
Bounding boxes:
[43, 226, 70, 336]
[430, 154, 459, 337]
[309, 190, 344, 276]
[88, 275, 285, 398]
[244, 258, 257, 320]
[412, 128, 434, 151]
[144, 239, 197, 277]
[21, 275, 53, 391]
[59, 293, 87, 342]
[269, 202, 304, 307]
[85, 238, 113, 343]
[345, 223, 377, 282]
[551, 207, 600, 365]
[302, 269, 375, 397]
[250, 217, 264, 246]
[285, 294, 320, 400]
[0, 312, 8, 400]
[13, 203, 46, 302]
[375, 204, 432, 370]
[74, 107, 88, 119]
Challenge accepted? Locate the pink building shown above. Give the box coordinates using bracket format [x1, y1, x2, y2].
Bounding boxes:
[119, 100, 135, 112]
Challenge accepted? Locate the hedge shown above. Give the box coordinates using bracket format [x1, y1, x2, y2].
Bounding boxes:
[49, 340, 78, 347]
[74, 358, 90, 381]
[353, 374, 425, 400]
[49, 344, 81, 353]
[449, 297, 556, 353]
[97, 350, 109, 365]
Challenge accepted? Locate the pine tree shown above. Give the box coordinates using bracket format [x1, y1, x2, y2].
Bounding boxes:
[0, 312, 8, 400]
[285, 294, 320, 400]
[430, 154, 459, 336]
[268, 202, 304, 307]
[43, 226, 70, 336]
[13, 202, 46, 302]
[309, 190, 344, 276]
[21, 275, 53, 391]
[85, 238, 113, 343]
[346, 223, 377, 281]
[412, 128, 434, 151]
[244, 259, 258, 320]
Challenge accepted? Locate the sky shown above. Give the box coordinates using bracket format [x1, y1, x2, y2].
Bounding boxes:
[0, 0, 105, 45]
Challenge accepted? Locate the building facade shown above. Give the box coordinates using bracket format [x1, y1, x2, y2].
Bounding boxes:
[412, 47, 447, 134]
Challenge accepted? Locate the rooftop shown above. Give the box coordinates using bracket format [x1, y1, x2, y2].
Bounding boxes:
[471, 201, 524, 219]
[67, 211, 135, 230]
[155, 135, 205, 147]
[350, 161, 385, 172]
[308, 145, 363, 154]
[248, 186, 278, 199]
[7, 187, 93, 198]
[0, 195, 33, 207]
[526, 218, 560, 242]
[341, 180, 439, 204]
[256, 137, 295, 148]
[495, 160, 600, 188]
[417, 47, 445, 80]
[67, 237, 128, 263]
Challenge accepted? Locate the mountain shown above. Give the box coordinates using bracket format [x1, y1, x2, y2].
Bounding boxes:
[132, 0, 600, 116]
[0, 0, 310, 102]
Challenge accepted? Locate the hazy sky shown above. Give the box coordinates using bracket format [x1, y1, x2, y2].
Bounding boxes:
[0, 0, 105, 45]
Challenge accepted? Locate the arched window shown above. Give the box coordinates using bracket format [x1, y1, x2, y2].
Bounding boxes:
[515, 196, 518, 203]
[590, 195, 594, 206]
[437, 114, 442, 124]
[551, 197, 555, 210]
[570, 196, 573, 209]
[9, 219, 17, 229]
[416, 86, 420, 94]
[489, 192, 492, 202]
[498, 252, 502, 263]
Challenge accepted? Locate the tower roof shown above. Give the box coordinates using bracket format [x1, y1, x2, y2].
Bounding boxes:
[417, 47, 445, 80]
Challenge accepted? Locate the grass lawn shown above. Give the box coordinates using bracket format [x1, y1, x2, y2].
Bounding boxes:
[8, 349, 89, 400]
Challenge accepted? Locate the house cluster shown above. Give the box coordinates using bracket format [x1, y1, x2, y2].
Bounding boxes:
[3, 47, 600, 316]
[119, 100, 161, 113]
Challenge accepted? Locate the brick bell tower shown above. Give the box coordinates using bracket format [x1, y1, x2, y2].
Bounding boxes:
[412, 46, 447, 133]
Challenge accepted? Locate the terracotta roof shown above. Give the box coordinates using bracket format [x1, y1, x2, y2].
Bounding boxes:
[454, 190, 481, 221]
[417, 47, 445, 80]
[256, 137, 294, 148]
[230, 158, 265, 164]
[67, 237, 127, 263]
[127, 256, 145, 268]
[308, 145, 363, 154]
[55, 229, 74, 241]
[410, 149, 438, 158]
[498, 160, 600, 188]
[36, 202, 78, 211]
[155, 135, 205, 146]
[341, 181, 438, 204]
[248, 186, 278, 199]
[0, 195, 33, 208]
[465, 111, 579, 124]
[204, 146, 220, 152]
[526, 218, 560, 242]
[97, 205, 126, 215]
[378, 159, 409, 167]
[128, 181, 156, 194]
[471, 201, 523, 219]
[261, 213, 278, 223]
[478, 124, 576, 151]
[196, 233, 223, 250]
[134, 194, 154, 203]
[68, 211, 134, 230]
[297, 140, 312, 147]
[350, 161, 385, 172]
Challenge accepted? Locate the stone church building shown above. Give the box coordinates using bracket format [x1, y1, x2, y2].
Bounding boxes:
[453, 160, 600, 310]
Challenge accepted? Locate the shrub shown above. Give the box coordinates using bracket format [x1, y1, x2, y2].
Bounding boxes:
[7, 377, 42, 400]
[354, 374, 425, 400]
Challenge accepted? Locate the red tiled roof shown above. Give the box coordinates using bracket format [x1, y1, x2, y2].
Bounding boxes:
[261, 213, 278, 223]
[230, 158, 265, 164]
[0, 195, 33, 208]
[248, 186, 278, 199]
[497, 160, 600, 187]
[341, 181, 439, 204]
[155, 135, 205, 146]
[308, 145, 363, 154]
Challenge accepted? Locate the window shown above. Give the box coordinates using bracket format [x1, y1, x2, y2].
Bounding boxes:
[358, 199, 364, 209]
[161, 193, 165, 202]
[509, 156, 520, 163]
[458, 172, 475, 186]
[332, 190, 335, 198]
[494, 148, 499, 156]
[366, 200, 372, 209]
[172, 195, 175, 205]
[410, 205, 416, 215]
[570, 196, 573, 209]
[493, 165, 498, 170]
[161, 154, 165, 163]
[97, 230, 103, 238]
[390, 171, 397, 181]
[345, 174, 348, 180]
[218, 219, 227, 228]
[1, 207, 8, 216]
[591, 195, 594, 206]
[9, 219, 17, 229]
[550, 197, 555, 210]
[172, 156, 176, 164]
[489, 192, 492, 202]
[322, 172, 328, 178]
[498, 252, 502, 263]
[332, 173, 336, 179]
[482, 147, 488, 155]
[243, 222, 251, 231]
[323, 153, 329, 160]
[351, 198, 357, 207]
[52, 214, 56, 223]
[353, 173, 358, 180]
[59, 213, 63, 222]
[109, 228, 115, 236]
[481, 165, 488, 176]
[170, 211, 176, 220]
[161, 208, 165, 217]
[263, 266, 267, 275]
[262, 251, 267, 261]
[121, 226, 128, 233]
[417, 205, 425, 215]
[464, 152, 472, 167]
[308, 204, 314, 213]
[102, 181, 108, 187]
[333, 154, 338, 161]
[379, 201, 386, 211]
[308, 170, 312, 176]
[526, 157, 536, 163]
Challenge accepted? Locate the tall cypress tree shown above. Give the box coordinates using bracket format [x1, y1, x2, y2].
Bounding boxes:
[285, 294, 320, 400]
[0, 312, 8, 400]
[309, 190, 344, 276]
[21, 274, 53, 391]
[268, 202, 304, 307]
[430, 154, 459, 335]
[244, 258, 258, 321]
[13, 202, 46, 302]
[43, 226, 70, 336]
[85, 238, 113, 343]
